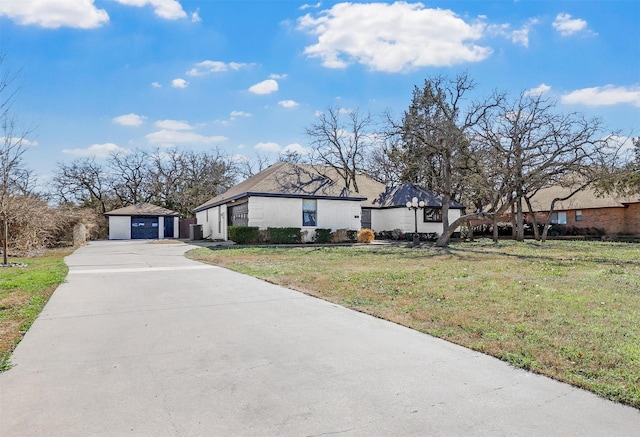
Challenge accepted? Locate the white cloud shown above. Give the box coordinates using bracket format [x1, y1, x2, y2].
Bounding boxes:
[249, 79, 279, 95]
[113, 0, 186, 20]
[230, 111, 252, 119]
[488, 18, 539, 48]
[270, 73, 288, 80]
[254, 142, 281, 153]
[191, 8, 201, 23]
[151, 81, 162, 88]
[231, 153, 249, 162]
[283, 143, 310, 155]
[0, 0, 109, 29]
[146, 129, 227, 147]
[526, 83, 551, 96]
[279, 100, 299, 108]
[297, 2, 492, 72]
[561, 85, 640, 107]
[63, 143, 128, 158]
[553, 13, 588, 36]
[0, 137, 38, 147]
[186, 60, 252, 76]
[300, 2, 322, 11]
[113, 113, 146, 126]
[171, 78, 188, 88]
[155, 119, 192, 130]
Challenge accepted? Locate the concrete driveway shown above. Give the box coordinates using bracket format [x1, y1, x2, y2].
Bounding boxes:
[1, 240, 638, 436]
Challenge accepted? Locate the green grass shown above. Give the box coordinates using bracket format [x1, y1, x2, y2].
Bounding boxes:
[0, 249, 72, 371]
[188, 240, 640, 408]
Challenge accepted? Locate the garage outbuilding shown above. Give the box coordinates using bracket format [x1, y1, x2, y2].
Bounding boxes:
[104, 203, 180, 240]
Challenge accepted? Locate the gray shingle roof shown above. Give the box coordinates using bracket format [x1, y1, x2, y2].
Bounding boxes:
[371, 184, 466, 209]
[528, 185, 639, 211]
[104, 203, 180, 217]
[194, 162, 373, 212]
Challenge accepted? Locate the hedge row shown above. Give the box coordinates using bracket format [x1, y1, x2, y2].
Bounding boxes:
[227, 226, 365, 245]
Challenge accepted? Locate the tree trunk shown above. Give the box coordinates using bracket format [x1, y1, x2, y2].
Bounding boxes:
[516, 197, 525, 241]
[525, 196, 540, 241]
[510, 203, 517, 239]
[441, 194, 450, 238]
[2, 213, 7, 265]
[492, 215, 499, 242]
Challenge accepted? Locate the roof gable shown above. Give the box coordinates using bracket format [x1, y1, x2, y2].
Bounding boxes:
[194, 162, 369, 211]
[372, 184, 466, 209]
[104, 203, 180, 217]
[529, 185, 640, 211]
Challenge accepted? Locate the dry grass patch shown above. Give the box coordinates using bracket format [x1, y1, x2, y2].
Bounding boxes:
[188, 240, 640, 408]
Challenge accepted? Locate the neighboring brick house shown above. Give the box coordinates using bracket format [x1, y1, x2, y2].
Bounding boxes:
[525, 185, 640, 235]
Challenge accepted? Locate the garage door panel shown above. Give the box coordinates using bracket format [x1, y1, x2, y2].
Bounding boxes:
[131, 217, 159, 239]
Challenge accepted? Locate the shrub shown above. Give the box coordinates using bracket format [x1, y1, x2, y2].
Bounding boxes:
[331, 229, 349, 243]
[267, 227, 302, 244]
[314, 228, 332, 244]
[357, 228, 375, 243]
[346, 230, 358, 242]
[228, 226, 260, 244]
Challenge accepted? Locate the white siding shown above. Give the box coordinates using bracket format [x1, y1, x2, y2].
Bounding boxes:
[249, 197, 361, 230]
[249, 197, 301, 229]
[197, 197, 362, 242]
[108, 216, 131, 240]
[371, 207, 462, 235]
[196, 205, 227, 240]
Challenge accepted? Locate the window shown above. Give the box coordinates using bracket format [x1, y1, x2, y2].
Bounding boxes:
[423, 208, 443, 222]
[302, 199, 317, 227]
[550, 211, 567, 225]
[575, 210, 583, 222]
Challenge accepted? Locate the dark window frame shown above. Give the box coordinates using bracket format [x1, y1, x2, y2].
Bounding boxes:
[423, 207, 443, 223]
[302, 199, 317, 227]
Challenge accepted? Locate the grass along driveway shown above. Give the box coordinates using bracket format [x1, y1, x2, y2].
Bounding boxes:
[0, 248, 72, 371]
[188, 240, 640, 408]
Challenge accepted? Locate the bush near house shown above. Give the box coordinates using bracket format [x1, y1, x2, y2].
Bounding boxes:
[314, 228, 333, 244]
[266, 227, 302, 244]
[357, 228, 375, 243]
[228, 226, 260, 244]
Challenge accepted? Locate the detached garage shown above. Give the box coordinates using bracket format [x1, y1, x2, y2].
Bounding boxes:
[105, 203, 180, 240]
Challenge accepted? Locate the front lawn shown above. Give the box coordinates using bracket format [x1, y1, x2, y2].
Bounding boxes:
[0, 248, 72, 371]
[188, 240, 640, 408]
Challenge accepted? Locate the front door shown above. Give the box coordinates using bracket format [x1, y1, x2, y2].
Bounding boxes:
[361, 208, 372, 229]
[163, 217, 174, 238]
[131, 216, 159, 239]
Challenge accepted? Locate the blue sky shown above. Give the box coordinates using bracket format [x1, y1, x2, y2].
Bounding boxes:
[1, 0, 639, 189]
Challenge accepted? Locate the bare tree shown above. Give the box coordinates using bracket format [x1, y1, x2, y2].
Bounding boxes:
[235, 153, 272, 179]
[108, 148, 152, 205]
[52, 158, 114, 213]
[479, 92, 615, 241]
[389, 73, 503, 244]
[306, 107, 375, 193]
[173, 148, 237, 217]
[0, 51, 36, 264]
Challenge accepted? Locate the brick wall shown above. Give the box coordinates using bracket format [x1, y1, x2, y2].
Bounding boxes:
[530, 206, 635, 235]
[471, 202, 640, 236]
[623, 203, 640, 234]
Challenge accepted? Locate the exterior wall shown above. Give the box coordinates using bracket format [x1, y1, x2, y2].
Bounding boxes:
[371, 207, 461, 235]
[624, 203, 640, 234]
[196, 204, 228, 240]
[528, 206, 633, 235]
[249, 197, 362, 241]
[108, 216, 131, 240]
